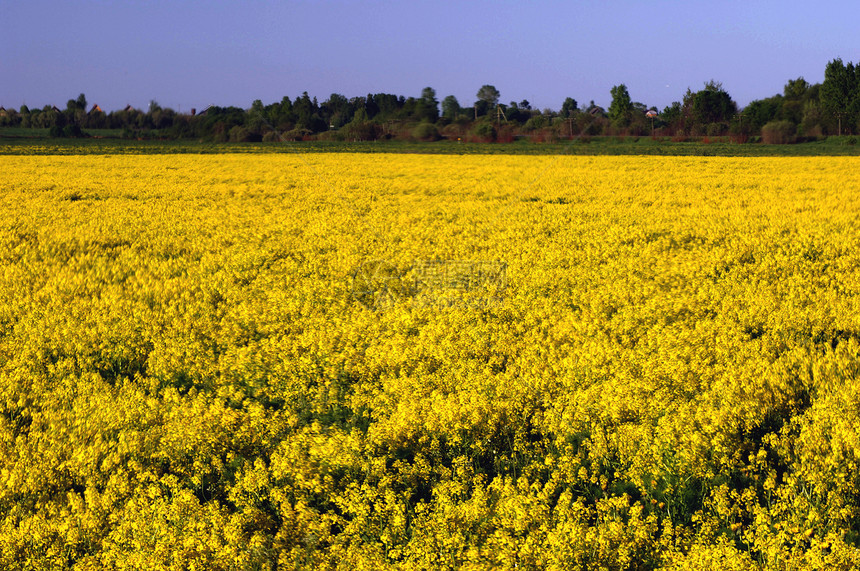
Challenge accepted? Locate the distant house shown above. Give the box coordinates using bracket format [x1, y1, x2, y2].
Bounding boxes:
[89, 104, 103, 114]
[588, 106, 605, 117]
[123, 104, 134, 112]
[196, 104, 215, 117]
[0, 107, 7, 118]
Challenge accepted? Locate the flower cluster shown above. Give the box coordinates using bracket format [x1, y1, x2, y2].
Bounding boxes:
[1, 152, 860, 568]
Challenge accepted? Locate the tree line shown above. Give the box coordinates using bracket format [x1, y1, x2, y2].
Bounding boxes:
[2, 59, 860, 143]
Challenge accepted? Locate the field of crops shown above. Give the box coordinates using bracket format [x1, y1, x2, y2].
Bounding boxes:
[2, 152, 860, 569]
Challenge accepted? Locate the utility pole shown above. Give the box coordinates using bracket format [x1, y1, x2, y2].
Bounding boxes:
[495, 104, 508, 131]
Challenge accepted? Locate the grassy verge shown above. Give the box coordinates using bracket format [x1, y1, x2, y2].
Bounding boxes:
[3, 129, 860, 156]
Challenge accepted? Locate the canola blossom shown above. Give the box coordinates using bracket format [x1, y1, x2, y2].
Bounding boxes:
[2, 152, 860, 568]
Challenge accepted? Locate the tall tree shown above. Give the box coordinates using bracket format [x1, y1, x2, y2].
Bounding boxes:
[744, 96, 783, 132]
[684, 81, 737, 129]
[364, 94, 379, 119]
[821, 59, 857, 135]
[476, 85, 500, 106]
[780, 77, 811, 125]
[661, 101, 682, 130]
[441, 95, 460, 119]
[561, 97, 579, 118]
[416, 87, 439, 122]
[294, 92, 325, 132]
[322, 93, 352, 127]
[473, 85, 499, 118]
[608, 84, 633, 126]
[274, 96, 296, 129]
[783, 77, 810, 99]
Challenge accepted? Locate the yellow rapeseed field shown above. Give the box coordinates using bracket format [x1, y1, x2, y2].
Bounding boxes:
[2, 152, 860, 569]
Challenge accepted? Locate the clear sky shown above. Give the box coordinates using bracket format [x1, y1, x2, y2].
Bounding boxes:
[3, 0, 857, 113]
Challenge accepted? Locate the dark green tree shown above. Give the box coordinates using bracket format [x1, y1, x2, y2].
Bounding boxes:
[294, 92, 325, 131]
[322, 93, 352, 128]
[369, 93, 402, 119]
[784, 77, 810, 99]
[608, 84, 633, 126]
[504, 101, 528, 123]
[561, 97, 579, 118]
[343, 107, 381, 141]
[250, 99, 265, 112]
[245, 99, 267, 134]
[363, 94, 379, 119]
[684, 81, 737, 133]
[476, 85, 500, 106]
[821, 59, 858, 135]
[661, 101, 682, 130]
[441, 95, 460, 119]
[415, 87, 439, 122]
[475, 85, 500, 117]
[66, 94, 86, 113]
[744, 96, 783, 132]
[779, 78, 812, 125]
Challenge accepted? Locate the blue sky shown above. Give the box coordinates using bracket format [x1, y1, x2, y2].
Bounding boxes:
[3, 0, 857, 113]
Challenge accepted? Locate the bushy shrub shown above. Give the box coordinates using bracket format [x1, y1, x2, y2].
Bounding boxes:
[471, 122, 496, 142]
[440, 123, 466, 141]
[212, 123, 229, 142]
[583, 120, 603, 136]
[626, 121, 648, 137]
[706, 122, 728, 137]
[523, 116, 547, 132]
[228, 126, 261, 142]
[761, 120, 797, 144]
[62, 124, 84, 138]
[283, 128, 314, 141]
[411, 122, 441, 141]
[799, 124, 822, 139]
[342, 121, 380, 141]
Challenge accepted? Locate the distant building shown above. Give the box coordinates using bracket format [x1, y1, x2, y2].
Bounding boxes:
[123, 104, 134, 112]
[588, 106, 605, 117]
[89, 104, 103, 114]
